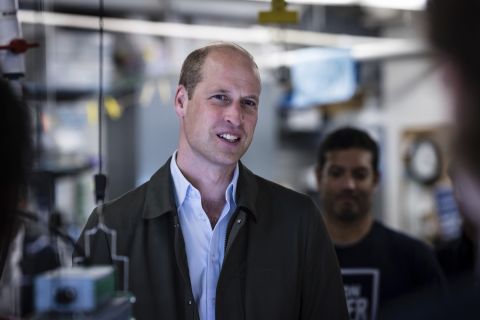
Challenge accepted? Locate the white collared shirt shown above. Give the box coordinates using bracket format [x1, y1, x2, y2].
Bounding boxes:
[170, 152, 239, 320]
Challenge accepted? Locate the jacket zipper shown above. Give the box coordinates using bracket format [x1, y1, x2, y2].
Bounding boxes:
[172, 212, 198, 319]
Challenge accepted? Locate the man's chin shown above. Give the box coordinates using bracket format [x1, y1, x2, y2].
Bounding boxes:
[334, 208, 361, 223]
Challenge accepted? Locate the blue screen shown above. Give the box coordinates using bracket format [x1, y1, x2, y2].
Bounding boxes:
[287, 47, 357, 109]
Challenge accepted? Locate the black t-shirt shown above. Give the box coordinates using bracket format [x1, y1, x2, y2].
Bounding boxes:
[335, 221, 446, 320]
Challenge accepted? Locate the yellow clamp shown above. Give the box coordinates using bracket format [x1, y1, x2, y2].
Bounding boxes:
[258, 0, 298, 24]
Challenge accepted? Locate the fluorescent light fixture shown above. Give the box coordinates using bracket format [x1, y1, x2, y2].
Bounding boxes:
[18, 9, 426, 69]
[17, 10, 267, 43]
[252, 0, 426, 11]
[352, 39, 427, 61]
[360, 0, 426, 11]
[18, 10, 387, 46]
[256, 38, 426, 68]
[253, 0, 355, 5]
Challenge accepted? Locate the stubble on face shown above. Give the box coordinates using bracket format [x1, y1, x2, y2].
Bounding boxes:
[323, 187, 369, 224]
[317, 149, 377, 225]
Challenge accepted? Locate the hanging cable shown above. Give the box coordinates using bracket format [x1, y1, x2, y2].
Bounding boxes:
[95, 0, 107, 205]
[98, 0, 104, 173]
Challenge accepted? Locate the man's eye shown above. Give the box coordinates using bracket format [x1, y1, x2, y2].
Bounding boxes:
[243, 100, 257, 109]
[212, 95, 230, 102]
[353, 171, 368, 180]
[328, 169, 343, 178]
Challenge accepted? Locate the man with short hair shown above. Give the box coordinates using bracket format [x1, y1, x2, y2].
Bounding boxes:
[315, 127, 445, 319]
[76, 43, 348, 320]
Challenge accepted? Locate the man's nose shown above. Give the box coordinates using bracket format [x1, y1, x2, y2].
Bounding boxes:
[225, 102, 243, 126]
[341, 174, 356, 190]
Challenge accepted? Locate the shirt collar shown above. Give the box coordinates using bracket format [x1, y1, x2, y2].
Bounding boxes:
[169, 151, 239, 208]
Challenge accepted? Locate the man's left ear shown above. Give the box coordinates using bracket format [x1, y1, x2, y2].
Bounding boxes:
[174, 85, 188, 117]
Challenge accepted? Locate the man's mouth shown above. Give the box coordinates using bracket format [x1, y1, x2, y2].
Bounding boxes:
[337, 195, 357, 202]
[218, 133, 240, 143]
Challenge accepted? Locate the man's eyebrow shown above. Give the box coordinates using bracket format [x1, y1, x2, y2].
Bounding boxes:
[353, 166, 370, 171]
[328, 165, 344, 169]
[209, 88, 230, 94]
[207, 88, 259, 101]
[242, 95, 259, 102]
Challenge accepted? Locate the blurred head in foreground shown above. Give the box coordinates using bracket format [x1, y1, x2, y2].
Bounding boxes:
[0, 78, 32, 243]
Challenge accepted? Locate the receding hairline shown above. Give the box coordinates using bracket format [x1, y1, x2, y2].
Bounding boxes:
[203, 42, 258, 66]
[200, 44, 261, 82]
[178, 42, 261, 99]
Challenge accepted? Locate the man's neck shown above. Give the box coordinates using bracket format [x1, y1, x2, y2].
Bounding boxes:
[180, 164, 234, 200]
[175, 153, 236, 223]
[176, 152, 235, 197]
[324, 214, 374, 246]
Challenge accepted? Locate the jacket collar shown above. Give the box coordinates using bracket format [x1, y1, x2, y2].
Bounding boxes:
[142, 157, 177, 219]
[142, 157, 259, 220]
[236, 162, 258, 220]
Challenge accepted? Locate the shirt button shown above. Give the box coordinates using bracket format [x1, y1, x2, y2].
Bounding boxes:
[188, 300, 192, 305]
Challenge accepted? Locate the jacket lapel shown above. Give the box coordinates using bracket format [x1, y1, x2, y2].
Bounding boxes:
[142, 157, 177, 220]
[236, 162, 259, 221]
[142, 158, 197, 317]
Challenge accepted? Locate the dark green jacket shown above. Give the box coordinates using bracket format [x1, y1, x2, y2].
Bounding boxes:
[76, 159, 348, 320]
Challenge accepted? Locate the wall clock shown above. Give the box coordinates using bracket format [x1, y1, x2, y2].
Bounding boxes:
[406, 138, 442, 185]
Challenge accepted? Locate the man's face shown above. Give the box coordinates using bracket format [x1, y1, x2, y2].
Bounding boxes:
[316, 148, 378, 223]
[175, 49, 261, 169]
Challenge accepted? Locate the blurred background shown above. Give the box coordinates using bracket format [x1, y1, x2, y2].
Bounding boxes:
[4, 0, 458, 246]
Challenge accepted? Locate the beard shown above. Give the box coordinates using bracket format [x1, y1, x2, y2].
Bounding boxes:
[323, 191, 371, 224]
[335, 206, 363, 223]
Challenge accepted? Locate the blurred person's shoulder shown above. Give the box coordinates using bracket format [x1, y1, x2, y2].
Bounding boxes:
[373, 221, 434, 254]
